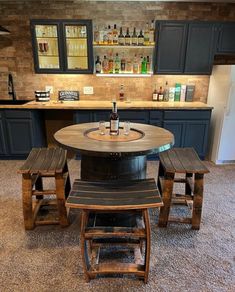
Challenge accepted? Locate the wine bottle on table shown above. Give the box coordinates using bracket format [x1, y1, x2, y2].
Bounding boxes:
[110, 101, 119, 136]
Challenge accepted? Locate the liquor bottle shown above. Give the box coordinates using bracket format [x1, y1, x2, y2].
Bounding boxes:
[146, 56, 150, 73]
[138, 29, 144, 46]
[108, 54, 114, 73]
[114, 53, 121, 73]
[107, 25, 113, 44]
[99, 26, 105, 44]
[103, 26, 108, 44]
[102, 55, 109, 73]
[110, 101, 119, 136]
[141, 56, 147, 74]
[158, 86, 164, 101]
[112, 24, 118, 45]
[144, 22, 150, 45]
[164, 81, 169, 101]
[131, 27, 138, 45]
[152, 84, 158, 101]
[121, 53, 126, 73]
[119, 84, 124, 101]
[133, 54, 139, 74]
[149, 20, 155, 44]
[125, 27, 131, 46]
[95, 56, 101, 73]
[93, 25, 100, 44]
[118, 27, 125, 45]
[126, 58, 132, 73]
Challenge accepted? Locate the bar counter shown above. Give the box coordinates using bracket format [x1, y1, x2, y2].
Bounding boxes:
[0, 100, 213, 110]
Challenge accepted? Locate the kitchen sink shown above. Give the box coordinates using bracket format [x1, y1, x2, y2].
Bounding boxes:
[0, 100, 30, 105]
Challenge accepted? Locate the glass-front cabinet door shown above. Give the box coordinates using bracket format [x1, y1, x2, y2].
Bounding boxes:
[30, 19, 93, 74]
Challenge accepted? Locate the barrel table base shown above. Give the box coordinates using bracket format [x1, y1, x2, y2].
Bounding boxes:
[80, 155, 147, 181]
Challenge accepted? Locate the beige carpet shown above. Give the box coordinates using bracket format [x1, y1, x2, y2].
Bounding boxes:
[0, 159, 234, 292]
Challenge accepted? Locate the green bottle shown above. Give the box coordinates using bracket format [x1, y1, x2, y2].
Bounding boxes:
[141, 57, 147, 74]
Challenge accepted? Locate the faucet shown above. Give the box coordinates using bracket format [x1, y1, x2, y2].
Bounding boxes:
[8, 73, 16, 100]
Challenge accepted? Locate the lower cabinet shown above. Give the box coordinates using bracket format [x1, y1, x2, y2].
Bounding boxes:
[0, 110, 46, 159]
[74, 109, 211, 159]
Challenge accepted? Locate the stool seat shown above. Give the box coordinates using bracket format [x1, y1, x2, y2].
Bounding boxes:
[66, 178, 163, 284]
[18, 147, 71, 230]
[158, 148, 209, 230]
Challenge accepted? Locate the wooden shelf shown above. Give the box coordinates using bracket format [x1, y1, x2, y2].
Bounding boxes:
[96, 73, 153, 77]
[93, 44, 154, 48]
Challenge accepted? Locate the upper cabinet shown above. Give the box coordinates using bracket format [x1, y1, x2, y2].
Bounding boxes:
[30, 19, 93, 74]
[216, 22, 235, 54]
[155, 21, 217, 75]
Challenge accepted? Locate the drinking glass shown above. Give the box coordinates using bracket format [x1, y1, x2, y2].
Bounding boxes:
[99, 121, 106, 135]
[123, 121, 130, 135]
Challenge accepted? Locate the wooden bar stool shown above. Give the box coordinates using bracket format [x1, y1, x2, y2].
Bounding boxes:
[158, 148, 209, 230]
[66, 178, 163, 283]
[18, 147, 71, 230]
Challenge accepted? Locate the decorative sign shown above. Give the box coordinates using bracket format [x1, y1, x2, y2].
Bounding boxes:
[58, 91, 79, 101]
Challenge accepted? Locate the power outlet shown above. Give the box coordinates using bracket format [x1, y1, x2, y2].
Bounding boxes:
[45, 85, 54, 94]
[83, 86, 94, 95]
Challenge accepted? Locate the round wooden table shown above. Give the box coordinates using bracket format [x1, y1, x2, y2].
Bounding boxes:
[54, 122, 174, 180]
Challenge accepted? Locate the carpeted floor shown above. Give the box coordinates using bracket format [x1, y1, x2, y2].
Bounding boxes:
[0, 159, 234, 292]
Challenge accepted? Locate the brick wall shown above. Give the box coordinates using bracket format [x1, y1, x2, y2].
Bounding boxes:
[0, 0, 235, 102]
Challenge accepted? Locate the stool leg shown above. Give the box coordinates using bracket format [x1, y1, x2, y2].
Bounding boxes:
[192, 173, 204, 230]
[22, 174, 34, 230]
[157, 161, 164, 195]
[55, 173, 69, 227]
[35, 176, 43, 200]
[81, 210, 91, 282]
[158, 172, 175, 227]
[64, 161, 71, 199]
[185, 173, 193, 196]
[143, 209, 150, 284]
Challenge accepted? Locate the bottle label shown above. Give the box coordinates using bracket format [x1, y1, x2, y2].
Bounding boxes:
[158, 94, 164, 101]
[153, 93, 158, 101]
[110, 120, 119, 133]
[95, 63, 101, 73]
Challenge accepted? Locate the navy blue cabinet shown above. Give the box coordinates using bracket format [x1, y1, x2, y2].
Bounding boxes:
[163, 110, 211, 158]
[155, 21, 216, 75]
[216, 22, 235, 54]
[0, 110, 46, 159]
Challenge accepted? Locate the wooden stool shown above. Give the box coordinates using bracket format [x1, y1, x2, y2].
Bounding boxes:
[158, 148, 209, 230]
[66, 178, 163, 283]
[18, 147, 71, 230]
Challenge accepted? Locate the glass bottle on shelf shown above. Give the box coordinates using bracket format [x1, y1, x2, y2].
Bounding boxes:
[146, 56, 150, 73]
[118, 27, 125, 46]
[164, 81, 169, 101]
[126, 58, 132, 73]
[93, 25, 100, 44]
[141, 56, 147, 74]
[103, 26, 108, 44]
[102, 55, 109, 73]
[95, 56, 102, 73]
[99, 26, 105, 44]
[112, 24, 118, 45]
[149, 20, 155, 44]
[108, 54, 114, 73]
[125, 27, 131, 46]
[110, 101, 119, 136]
[107, 25, 113, 44]
[138, 29, 144, 46]
[158, 86, 164, 101]
[121, 53, 126, 73]
[114, 53, 121, 73]
[144, 22, 150, 45]
[132, 27, 138, 46]
[133, 54, 139, 73]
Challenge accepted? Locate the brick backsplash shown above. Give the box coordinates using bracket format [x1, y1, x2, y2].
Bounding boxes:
[0, 1, 235, 102]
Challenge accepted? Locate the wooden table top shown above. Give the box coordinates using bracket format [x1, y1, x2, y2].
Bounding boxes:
[54, 122, 174, 157]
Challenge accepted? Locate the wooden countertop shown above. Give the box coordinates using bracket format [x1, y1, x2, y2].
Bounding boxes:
[0, 100, 213, 110]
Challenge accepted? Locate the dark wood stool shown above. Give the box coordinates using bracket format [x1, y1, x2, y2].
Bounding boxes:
[18, 147, 71, 230]
[66, 178, 163, 283]
[158, 148, 209, 230]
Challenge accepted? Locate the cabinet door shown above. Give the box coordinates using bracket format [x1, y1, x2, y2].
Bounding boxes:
[6, 119, 33, 155]
[184, 23, 216, 74]
[217, 23, 235, 54]
[118, 111, 149, 124]
[0, 118, 7, 155]
[155, 22, 187, 74]
[163, 121, 184, 148]
[63, 20, 93, 73]
[183, 121, 209, 158]
[31, 20, 63, 73]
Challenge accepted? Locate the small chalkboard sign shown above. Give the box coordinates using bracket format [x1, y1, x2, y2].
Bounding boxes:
[58, 91, 79, 101]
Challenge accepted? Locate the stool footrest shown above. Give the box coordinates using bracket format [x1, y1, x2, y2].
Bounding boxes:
[90, 263, 145, 276]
